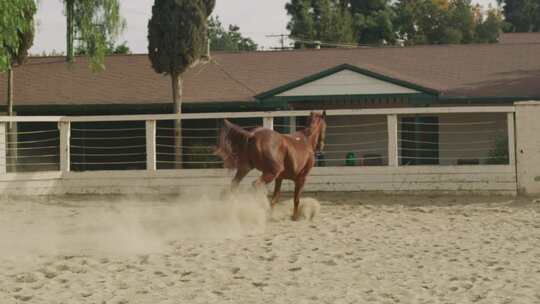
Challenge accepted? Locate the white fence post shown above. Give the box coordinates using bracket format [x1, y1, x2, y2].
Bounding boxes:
[146, 120, 157, 171]
[263, 116, 274, 130]
[0, 122, 6, 174]
[387, 114, 399, 167]
[507, 112, 516, 166]
[289, 116, 297, 134]
[59, 121, 71, 173]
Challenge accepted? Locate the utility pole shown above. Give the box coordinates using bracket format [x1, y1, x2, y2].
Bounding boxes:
[266, 34, 289, 51]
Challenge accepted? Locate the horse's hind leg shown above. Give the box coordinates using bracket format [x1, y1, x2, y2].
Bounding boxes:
[270, 178, 283, 208]
[292, 177, 306, 221]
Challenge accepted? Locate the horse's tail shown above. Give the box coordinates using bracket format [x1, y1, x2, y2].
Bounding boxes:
[214, 119, 254, 169]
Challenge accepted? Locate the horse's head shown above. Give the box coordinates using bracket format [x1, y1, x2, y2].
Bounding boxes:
[308, 111, 327, 151]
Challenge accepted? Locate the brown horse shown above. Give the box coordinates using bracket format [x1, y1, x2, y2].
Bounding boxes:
[215, 112, 327, 220]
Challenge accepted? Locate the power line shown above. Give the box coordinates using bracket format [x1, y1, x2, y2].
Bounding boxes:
[266, 34, 290, 50]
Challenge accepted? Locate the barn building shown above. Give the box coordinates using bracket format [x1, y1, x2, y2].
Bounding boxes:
[1, 33, 540, 195]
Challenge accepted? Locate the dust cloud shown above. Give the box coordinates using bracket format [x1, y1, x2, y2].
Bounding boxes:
[0, 188, 271, 257]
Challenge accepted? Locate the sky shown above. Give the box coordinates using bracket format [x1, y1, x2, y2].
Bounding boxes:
[30, 0, 498, 55]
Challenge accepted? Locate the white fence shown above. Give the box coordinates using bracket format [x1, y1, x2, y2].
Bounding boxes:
[0, 106, 518, 195]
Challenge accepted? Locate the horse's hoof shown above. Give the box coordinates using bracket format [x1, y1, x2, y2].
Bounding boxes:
[291, 215, 300, 221]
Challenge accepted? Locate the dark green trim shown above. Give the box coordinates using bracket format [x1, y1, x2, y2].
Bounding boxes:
[6, 100, 290, 115]
[184, 100, 289, 112]
[261, 93, 436, 103]
[433, 96, 540, 104]
[10, 104, 173, 115]
[255, 64, 440, 100]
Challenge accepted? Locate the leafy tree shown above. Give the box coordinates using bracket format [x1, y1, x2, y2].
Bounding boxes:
[286, 0, 356, 48]
[286, 0, 317, 47]
[394, 0, 505, 45]
[63, 0, 126, 70]
[0, 0, 36, 72]
[1, 0, 36, 115]
[497, 0, 540, 32]
[449, 0, 476, 43]
[476, 7, 506, 42]
[0, 0, 36, 171]
[209, 16, 258, 51]
[75, 41, 131, 56]
[346, 0, 397, 44]
[148, 0, 214, 165]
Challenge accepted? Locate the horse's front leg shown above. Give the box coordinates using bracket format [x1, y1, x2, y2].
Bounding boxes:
[270, 178, 283, 208]
[230, 166, 251, 192]
[292, 177, 306, 221]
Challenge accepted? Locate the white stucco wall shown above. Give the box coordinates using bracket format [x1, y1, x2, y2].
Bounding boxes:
[278, 70, 420, 96]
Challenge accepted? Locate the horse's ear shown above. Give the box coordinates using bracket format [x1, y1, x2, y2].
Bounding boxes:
[322, 110, 327, 120]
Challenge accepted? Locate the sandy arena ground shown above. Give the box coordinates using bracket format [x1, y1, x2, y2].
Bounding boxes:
[1, 191, 540, 304]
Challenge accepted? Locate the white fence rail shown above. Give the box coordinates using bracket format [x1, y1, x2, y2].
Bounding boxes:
[0, 106, 518, 195]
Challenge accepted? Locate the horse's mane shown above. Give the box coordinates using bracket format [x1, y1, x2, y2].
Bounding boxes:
[214, 120, 254, 169]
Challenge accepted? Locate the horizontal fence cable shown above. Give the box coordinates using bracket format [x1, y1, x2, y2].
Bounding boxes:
[327, 130, 388, 136]
[323, 148, 387, 153]
[399, 139, 496, 145]
[156, 152, 218, 156]
[8, 137, 60, 145]
[71, 136, 146, 140]
[6, 163, 59, 167]
[157, 125, 259, 131]
[71, 161, 147, 165]
[71, 127, 146, 132]
[400, 120, 498, 126]
[71, 153, 146, 157]
[326, 122, 387, 128]
[156, 143, 216, 149]
[399, 129, 505, 135]
[7, 129, 59, 135]
[157, 127, 220, 131]
[398, 156, 506, 161]
[156, 160, 224, 164]
[322, 156, 389, 161]
[2, 145, 59, 151]
[156, 135, 218, 140]
[71, 144, 146, 149]
[6, 154, 59, 159]
[399, 147, 494, 152]
[325, 140, 388, 147]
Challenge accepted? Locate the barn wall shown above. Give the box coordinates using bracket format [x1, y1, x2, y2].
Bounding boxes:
[435, 113, 506, 165]
[323, 115, 388, 167]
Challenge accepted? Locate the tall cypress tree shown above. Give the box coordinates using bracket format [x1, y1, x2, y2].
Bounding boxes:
[148, 0, 214, 166]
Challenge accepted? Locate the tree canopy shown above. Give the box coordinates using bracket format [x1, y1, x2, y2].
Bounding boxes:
[75, 41, 131, 56]
[63, 0, 126, 70]
[209, 16, 258, 51]
[148, 0, 213, 77]
[285, 0, 507, 47]
[286, 0, 356, 47]
[498, 0, 540, 32]
[0, 0, 36, 72]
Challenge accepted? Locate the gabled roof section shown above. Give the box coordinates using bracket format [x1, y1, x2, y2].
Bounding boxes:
[255, 64, 440, 101]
